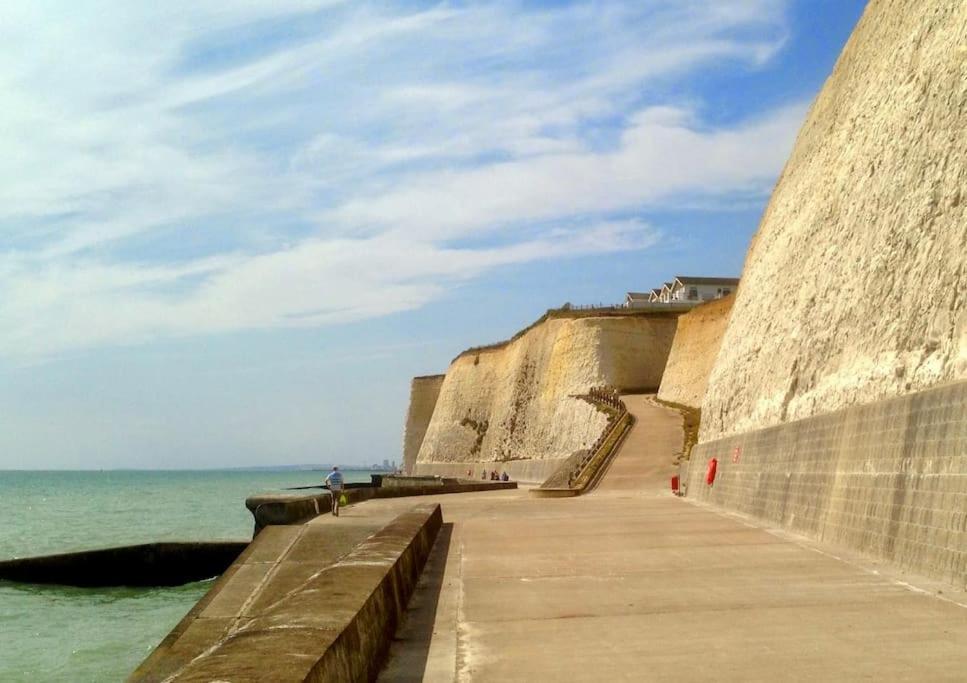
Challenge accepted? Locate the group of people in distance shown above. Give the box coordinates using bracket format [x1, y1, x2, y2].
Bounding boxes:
[467, 468, 510, 482]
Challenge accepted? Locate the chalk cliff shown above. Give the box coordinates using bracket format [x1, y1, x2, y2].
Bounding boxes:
[402, 375, 444, 474]
[687, 0, 966, 588]
[657, 296, 734, 410]
[701, 0, 966, 442]
[413, 313, 677, 482]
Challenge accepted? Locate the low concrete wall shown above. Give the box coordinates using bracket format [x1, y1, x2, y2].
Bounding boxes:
[686, 381, 966, 588]
[379, 474, 447, 489]
[373, 481, 515, 497]
[412, 458, 564, 484]
[246, 491, 332, 534]
[0, 542, 249, 587]
[246, 482, 516, 534]
[305, 504, 442, 681]
[130, 504, 443, 682]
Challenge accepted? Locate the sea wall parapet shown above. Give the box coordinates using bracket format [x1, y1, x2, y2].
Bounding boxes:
[130, 503, 443, 682]
[246, 480, 515, 534]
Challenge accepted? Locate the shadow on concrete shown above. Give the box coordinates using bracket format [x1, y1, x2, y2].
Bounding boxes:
[379, 522, 454, 682]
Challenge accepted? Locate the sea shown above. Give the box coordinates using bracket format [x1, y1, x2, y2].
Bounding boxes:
[0, 469, 375, 682]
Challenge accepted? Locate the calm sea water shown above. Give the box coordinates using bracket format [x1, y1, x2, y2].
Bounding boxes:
[0, 469, 374, 682]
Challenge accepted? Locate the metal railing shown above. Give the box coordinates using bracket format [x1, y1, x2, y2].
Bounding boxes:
[565, 386, 631, 489]
[560, 303, 627, 311]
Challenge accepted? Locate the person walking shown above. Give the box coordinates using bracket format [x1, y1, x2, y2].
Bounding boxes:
[325, 466, 344, 516]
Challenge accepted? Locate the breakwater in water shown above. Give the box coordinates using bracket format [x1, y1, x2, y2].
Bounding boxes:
[0, 469, 373, 682]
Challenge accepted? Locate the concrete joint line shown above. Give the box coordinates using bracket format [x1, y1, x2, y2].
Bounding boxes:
[455, 534, 473, 683]
[228, 526, 309, 636]
[337, 559, 397, 568]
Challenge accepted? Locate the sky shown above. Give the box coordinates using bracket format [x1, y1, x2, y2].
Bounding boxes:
[0, 0, 868, 469]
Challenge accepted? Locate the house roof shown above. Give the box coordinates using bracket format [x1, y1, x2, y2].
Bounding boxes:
[625, 292, 651, 299]
[673, 276, 740, 286]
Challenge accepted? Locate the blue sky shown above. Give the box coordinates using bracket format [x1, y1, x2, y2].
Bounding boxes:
[0, 0, 867, 469]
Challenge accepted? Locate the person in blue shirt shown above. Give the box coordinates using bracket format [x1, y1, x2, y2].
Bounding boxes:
[324, 466, 344, 516]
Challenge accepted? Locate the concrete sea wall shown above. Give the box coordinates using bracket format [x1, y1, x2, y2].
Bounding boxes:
[245, 480, 515, 534]
[687, 381, 965, 589]
[657, 296, 734, 409]
[414, 313, 678, 483]
[688, 0, 967, 587]
[402, 375, 444, 474]
[131, 503, 443, 682]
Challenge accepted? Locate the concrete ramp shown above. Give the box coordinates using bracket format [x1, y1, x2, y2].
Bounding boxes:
[594, 394, 682, 493]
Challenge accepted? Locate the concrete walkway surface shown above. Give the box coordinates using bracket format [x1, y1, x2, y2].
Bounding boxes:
[371, 395, 966, 681]
[593, 394, 682, 491]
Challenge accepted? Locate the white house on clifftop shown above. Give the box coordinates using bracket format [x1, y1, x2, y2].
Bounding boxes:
[625, 276, 738, 308]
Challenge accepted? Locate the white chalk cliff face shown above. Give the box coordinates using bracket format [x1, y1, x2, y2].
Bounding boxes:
[416, 315, 676, 467]
[701, 0, 967, 442]
[402, 376, 444, 474]
[657, 296, 734, 410]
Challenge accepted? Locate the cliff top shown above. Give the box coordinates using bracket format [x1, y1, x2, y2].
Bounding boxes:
[451, 306, 683, 363]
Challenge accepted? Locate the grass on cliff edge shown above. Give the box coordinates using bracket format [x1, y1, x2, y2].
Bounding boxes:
[652, 397, 701, 464]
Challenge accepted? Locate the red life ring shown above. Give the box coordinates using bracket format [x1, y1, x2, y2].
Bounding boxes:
[705, 458, 718, 486]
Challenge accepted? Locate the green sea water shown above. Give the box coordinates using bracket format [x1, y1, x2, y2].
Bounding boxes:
[0, 469, 374, 682]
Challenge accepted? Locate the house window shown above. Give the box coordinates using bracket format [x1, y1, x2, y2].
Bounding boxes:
[688, 287, 698, 300]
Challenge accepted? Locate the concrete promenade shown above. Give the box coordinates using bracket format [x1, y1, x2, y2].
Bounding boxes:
[371, 396, 966, 681]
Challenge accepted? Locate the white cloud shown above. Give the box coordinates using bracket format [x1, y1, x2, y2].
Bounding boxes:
[328, 102, 807, 240]
[0, 220, 658, 359]
[0, 0, 801, 359]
